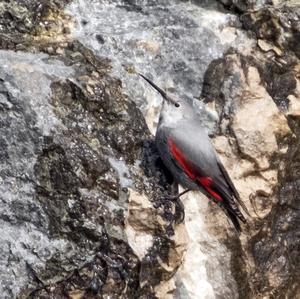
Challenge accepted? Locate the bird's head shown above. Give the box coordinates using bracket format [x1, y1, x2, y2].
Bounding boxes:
[139, 73, 196, 126]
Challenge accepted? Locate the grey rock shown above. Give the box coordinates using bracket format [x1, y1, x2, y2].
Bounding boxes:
[0, 45, 178, 298]
[0, 0, 299, 298]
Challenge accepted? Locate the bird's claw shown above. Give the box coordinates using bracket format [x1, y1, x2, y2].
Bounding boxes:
[165, 194, 180, 201]
[174, 198, 185, 223]
[153, 195, 185, 225]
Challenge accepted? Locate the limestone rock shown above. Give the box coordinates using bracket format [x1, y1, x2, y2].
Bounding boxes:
[0, 0, 300, 298]
[0, 42, 184, 299]
[217, 0, 272, 12]
[202, 39, 299, 298]
[241, 4, 300, 58]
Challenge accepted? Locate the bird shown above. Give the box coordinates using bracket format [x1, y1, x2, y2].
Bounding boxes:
[139, 73, 248, 232]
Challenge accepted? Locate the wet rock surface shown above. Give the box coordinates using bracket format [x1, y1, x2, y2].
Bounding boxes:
[0, 0, 299, 299]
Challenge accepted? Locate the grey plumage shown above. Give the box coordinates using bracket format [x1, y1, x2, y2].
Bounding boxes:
[140, 73, 248, 232]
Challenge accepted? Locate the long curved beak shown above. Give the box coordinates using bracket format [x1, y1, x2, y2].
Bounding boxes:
[139, 73, 176, 105]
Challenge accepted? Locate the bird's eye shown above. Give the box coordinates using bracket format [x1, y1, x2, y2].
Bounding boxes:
[175, 103, 180, 107]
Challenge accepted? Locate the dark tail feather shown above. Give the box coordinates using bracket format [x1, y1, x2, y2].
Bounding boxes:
[217, 159, 251, 217]
[222, 199, 246, 233]
[214, 184, 246, 232]
[226, 208, 242, 232]
[138, 73, 168, 99]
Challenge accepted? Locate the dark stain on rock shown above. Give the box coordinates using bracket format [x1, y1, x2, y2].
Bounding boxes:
[241, 54, 297, 110]
[241, 6, 300, 58]
[250, 127, 300, 298]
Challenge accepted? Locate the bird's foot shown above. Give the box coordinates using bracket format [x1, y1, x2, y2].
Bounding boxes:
[167, 189, 190, 201]
[164, 194, 180, 201]
[153, 193, 185, 225]
[173, 198, 185, 224]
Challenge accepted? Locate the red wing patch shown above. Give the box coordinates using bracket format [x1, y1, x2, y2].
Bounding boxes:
[168, 139, 196, 180]
[198, 177, 212, 186]
[198, 177, 222, 201]
[168, 139, 222, 202]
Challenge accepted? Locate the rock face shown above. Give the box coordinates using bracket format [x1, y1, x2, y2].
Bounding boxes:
[0, 0, 299, 299]
[0, 3, 182, 296]
[202, 2, 300, 297]
[202, 49, 299, 297]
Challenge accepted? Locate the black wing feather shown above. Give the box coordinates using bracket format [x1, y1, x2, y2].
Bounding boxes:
[216, 158, 250, 217]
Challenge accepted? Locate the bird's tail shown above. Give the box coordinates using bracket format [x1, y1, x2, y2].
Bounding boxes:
[223, 201, 247, 233]
[213, 183, 247, 233]
[225, 207, 243, 232]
